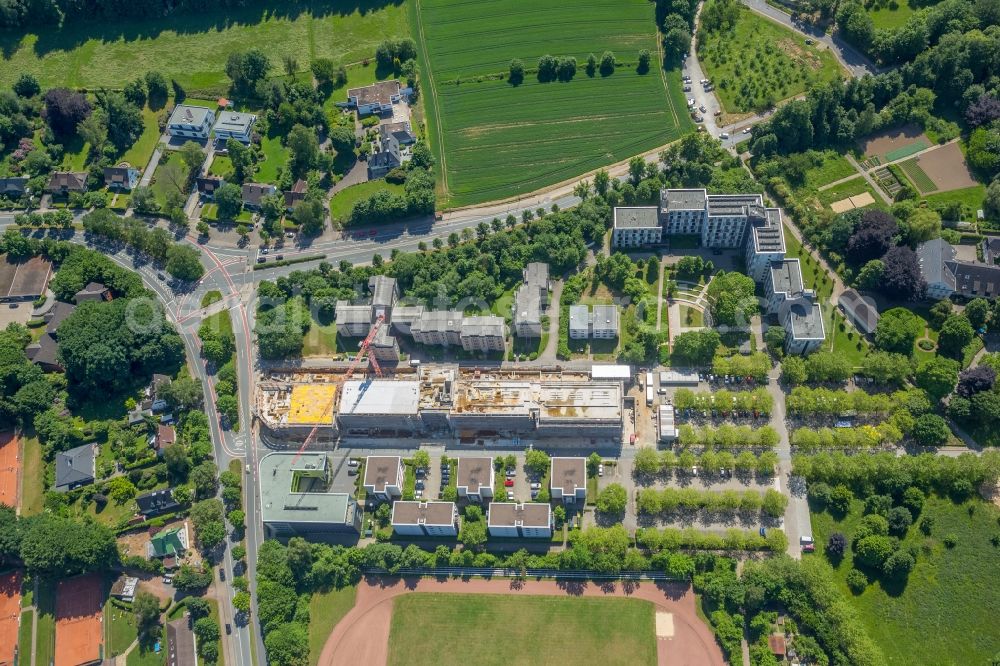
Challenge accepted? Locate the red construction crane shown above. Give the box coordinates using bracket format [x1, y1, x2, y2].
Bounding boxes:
[289, 314, 385, 465]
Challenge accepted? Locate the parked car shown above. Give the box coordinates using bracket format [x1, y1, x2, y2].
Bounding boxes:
[598, 463, 604, 477]
[348, 459, 359, 467]
[530, 482, 541, 490]
[507, 490, 515, 500]
[743, 126, 753, 134]
[225, 624, 232, 635]
[219, 568, 226, 582]
[504, 478, 514, 487]
[415, 480, 425, 490]
[415, 489, 423, 498]
[506, 469, 516, 478]
[800, 535, 815, 552]
[699, 104, 706, 113]
[683, 85, 691, 92]
[256, 257, 266, 264]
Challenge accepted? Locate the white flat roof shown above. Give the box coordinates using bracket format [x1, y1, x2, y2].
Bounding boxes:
[339, 380, 420, 415]
[591, 364, 631, 379]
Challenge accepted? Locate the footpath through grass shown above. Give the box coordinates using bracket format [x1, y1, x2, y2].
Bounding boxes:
[412, 0, 689, 207]
[0, 1, 410, 91]
[308, 586, 357, 666]
[387, 593, 657, 666]
[811, 495, 1000, 666]
[697, 3, 843, 113]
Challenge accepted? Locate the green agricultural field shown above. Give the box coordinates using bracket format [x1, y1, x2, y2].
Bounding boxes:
[811, 495, 1000, 666]
[898, 158, 936, 193]
[0, 1, 410, 92]
[697, 3, 843, 113]
[412, 0, 690, 207]
[387, 593, 656, 666]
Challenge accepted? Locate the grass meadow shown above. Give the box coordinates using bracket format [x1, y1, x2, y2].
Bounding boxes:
[811, 495, 1000, 666]
[697, 4, 843, 113]
[0, 1, 410, 92]
[411, 0, 690, 207]
[387, 593, 657, 665]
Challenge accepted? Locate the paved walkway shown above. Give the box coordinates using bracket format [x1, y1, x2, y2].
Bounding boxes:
[845, 154, 893, 205]
[317, 576, 725, 666]
[539, 279, 563, 362]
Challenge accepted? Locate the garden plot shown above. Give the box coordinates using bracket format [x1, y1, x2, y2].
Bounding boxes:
[913, 142, 979, 193]
[859, 124, 930, 162]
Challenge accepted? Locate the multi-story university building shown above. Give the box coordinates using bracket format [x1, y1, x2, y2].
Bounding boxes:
[611, 188, 823, 355]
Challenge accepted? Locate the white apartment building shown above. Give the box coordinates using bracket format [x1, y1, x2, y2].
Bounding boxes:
[167, 105, 215, 140]
[362, 456, 404, 501]
[456, 457, 494, 502]
[487, 502, 552, 538]
[391, 501, 459, 537]
[568, 304, 619, 339]
[460, 316, 507, 352]
[212, 111, 257, 144]
[550, 457, 587, 504]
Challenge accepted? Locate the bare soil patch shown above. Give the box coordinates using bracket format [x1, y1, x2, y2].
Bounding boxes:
[915, 142, 978, 192]
[859, 124, 928, 161]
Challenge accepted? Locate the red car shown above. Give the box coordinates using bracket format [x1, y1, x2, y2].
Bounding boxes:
[504, 478, 514, 487]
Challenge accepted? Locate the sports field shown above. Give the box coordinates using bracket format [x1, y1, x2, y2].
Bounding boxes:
[0, 1, 410, 91]
[0, 571, 22, 666]
[0, 432, 19, 509]
[54, 573, 103, 666]
[412, 0, 690, 207]
[387, 593, 656, 665]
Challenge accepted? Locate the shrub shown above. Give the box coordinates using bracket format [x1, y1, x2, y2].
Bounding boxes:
[943, 534, 957, 548]
[846, 568, 868, 594]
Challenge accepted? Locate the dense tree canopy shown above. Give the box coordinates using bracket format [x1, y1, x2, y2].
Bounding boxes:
[57, 299, 184, 393]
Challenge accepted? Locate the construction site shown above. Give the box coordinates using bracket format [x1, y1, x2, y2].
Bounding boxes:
[256, 364, 629, 446]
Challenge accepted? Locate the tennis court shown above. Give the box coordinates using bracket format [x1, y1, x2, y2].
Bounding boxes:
[0, 432, 18, 509]
[0, 571, 22, 666]
[55, 573, 103, 666]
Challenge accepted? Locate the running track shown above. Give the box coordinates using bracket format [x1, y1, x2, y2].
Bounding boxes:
[318, 576, 724, 666]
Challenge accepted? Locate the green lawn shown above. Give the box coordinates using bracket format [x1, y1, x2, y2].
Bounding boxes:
[201, 308, 234, 345]
[255, 132, 289, 184]
[680, 304, 704, 327]
[697, 3, 843, 113]
[106, 598, 140, 657]
[804, 151, 857, 190]
[329, 180, 405, 223]
[61, 134, 90, 171]
[209, 155, 234, 179]
[121, 107, 162, 170]
[202, 203, 252, 224]
[0, 2, 410, 92]
[923, 185, 987, 221]
[308, 586, 358, 666]
[825, 306, 869, 366]
[150, 152, 190, 206]
[302, 319, 341, 357]
[387, 593, 656, 666]
[868, 0, 941, 29]
[17, 610, 32, 666]
[201, 290, 223, 308]
[412, 0, 690, 207]
[811, 494, 1000, 666]
[20, 436, 44, 515]
[34, 580, 55, 666]
[816, 177, 880, 208]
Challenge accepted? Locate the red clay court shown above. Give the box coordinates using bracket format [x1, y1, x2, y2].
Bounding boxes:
[0, 432, 20, 509]
[0, 571, 23, 666]
[55, 573, 103, 666]
[319, 576, 725, 666]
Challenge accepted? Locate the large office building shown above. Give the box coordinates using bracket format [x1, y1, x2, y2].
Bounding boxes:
[259, 453, 362, 538]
